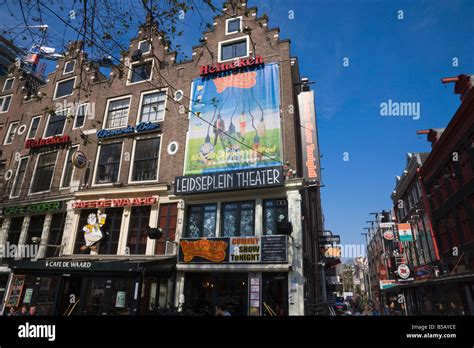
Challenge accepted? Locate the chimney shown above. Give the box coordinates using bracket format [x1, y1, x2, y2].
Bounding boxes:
[441, 74, 474, 101]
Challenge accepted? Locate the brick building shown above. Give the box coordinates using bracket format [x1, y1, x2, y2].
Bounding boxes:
[0, 0, 326, 316]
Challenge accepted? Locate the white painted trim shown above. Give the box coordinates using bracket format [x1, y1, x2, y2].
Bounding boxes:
[72, 102, 89, 129]
[2, 77, 15, 92]
[28, 151, 59, 195]
[9, 156, 29, 198]
[225, 16, 242, 35]
[63, 60, 76, 75]
[0, 94, 13, 113]
[3, 121, 19, 145]
[136, 88, 168, 124]
[60, 145, 79, 188]
[91, 141, 124, 187]
[53, 76, 76, 100]
[126, 58, 154, 86]
[167, 141, 179, 155]
[42, 107, 69, 138]
[26, 115, 42, 139]
[102, 95, 132, 130]
[217, 35, 249, 63]
[138, 39, 152, 54]
[128, 134, 162, 184]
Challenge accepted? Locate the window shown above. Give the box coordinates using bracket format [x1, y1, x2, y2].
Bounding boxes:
[98, 208, 123, 254]
[74, 103, 88, 129]
[54, 78, 75, 99]
[11, 157, 28, 197]
[263, 199, 288, 235]
[222, 201, 255, 237]
[44, 109, 67, 137]
[26, 215, 46, 244]
[105, 97, 130, 129]
[131, 137, 160, 182]
[30, 152, 58, 193]
[27, 116, 41, 139]
[63, 60, 76, 74]
[0, 95, 12, 112]
[138, 40, 151, 54]
[184, 204, 217, 238]
[95, 143, 122, 184]
[139, 91, 166, 123]
[61, 146, 78, 188]
[130, 61, 152, 83]
[7, 217, 24, 246]
[4, 121, 18, 144]
[155, 203, 178, 254]
[127, 206, 151, 254]
[460, 147, 473, 183]
[220, 38, 248, 61]
[3, 78, 14, 91]
[46, 213, 66, 257]
[226, 17, 241, 34]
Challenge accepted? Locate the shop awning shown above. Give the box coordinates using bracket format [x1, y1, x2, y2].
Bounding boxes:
[7, 255, 177, 274]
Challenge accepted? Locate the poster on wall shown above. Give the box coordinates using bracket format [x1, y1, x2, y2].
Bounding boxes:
[185, 63, 282, 175]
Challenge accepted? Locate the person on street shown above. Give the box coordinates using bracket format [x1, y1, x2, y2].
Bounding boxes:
[215, 303, 231, 316]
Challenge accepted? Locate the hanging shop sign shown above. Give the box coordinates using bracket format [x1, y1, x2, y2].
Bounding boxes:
[185, 63, 282, 175]
[380, 222, 395, 228]
[319, 235, 340, 245]
[383, 230, 394, 241]
[199, 55, 264, 76]
[72, 197, 156, 209]
[96, 122, 161, 139]
[320, 246, 342, 259]
[175, 166, 283, 195]
[397, 223, 413, 242]
[414, 265, 432, 280]
[5, 275, 25, 308]
[397, 263, 413, 281]
[3, 201, 64, 216]
[379, 266, 388, 280]
[298, 90, 321, 185]
[72, 150, 87, 169]
[379, 279, 396, 290]
[25, 135, 71, 149]
[178, 236, 288, 264]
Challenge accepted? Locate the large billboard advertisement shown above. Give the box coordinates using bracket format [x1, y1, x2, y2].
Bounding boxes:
[184, 63, 282, 175]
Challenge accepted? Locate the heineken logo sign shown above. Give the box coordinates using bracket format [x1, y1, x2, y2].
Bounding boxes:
[199, 55, 264, 76]
[25, 135, 71, 149]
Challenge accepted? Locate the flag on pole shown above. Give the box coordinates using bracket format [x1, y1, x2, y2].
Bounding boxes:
[397, 223, 413, 242]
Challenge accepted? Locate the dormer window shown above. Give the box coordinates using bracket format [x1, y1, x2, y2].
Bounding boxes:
[3, 77, 14, 92]
[54, 77, 76, 99]
[129, 60, 153, 84]
[63, 60, 76, 74]
[226, 17, 242, 35]
[218, 37, 248, 62]
[138, 40, 151, 54]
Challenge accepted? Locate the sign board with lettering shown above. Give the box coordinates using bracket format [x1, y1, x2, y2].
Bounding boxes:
[5, 275, 25, 308]
[25, 135, 71, 150]
[175, 166, 284, 195]
[297, 90, 321, 185]
[96, 122, 161, 139]
[73, 197, 157, 209]
[3, 201, 64, 216]
[178, 236, 287, 264]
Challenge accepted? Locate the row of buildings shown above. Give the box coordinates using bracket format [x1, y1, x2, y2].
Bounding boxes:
[0, 1, 332, 316]
[366, 74, 474, 315]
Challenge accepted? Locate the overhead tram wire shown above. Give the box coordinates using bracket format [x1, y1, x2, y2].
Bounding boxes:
[39, 0, 286, 167]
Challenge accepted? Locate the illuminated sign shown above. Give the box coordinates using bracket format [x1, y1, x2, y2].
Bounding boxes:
[199, 55, 263, 76]
[96, 122, 161, 139]
[3, 201, 64, 215]
[25, 135, 71, 149]
[180, 239, 228, 262]
[72, 150, 87, 169]
[73, 197, 156, 209]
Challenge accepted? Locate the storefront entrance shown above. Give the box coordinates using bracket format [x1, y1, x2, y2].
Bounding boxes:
[185, 273, 248, 316]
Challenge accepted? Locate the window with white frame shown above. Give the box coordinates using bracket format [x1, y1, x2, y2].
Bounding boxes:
[139, 91, 166, 123]
[61, 145, 78, 188]
[44, 109, 67, 137]
[105, 97, 130, 129]
[54, 78, 75, 99]
[74, 103, 88, 128]
[95, 142, 122, 184]
[4, 121, 18, 144]
[131, 137, 160, 182]
[0, 95, 12, 113]
[226, 17, 241, 34]
[10, 157, 28, 197]
[27, 116, 41, 139]
[129, 61, 152, 84]
[30, 152, 58, 193]
[138, 40, 151, 54]
[63, 60, 76, 74]
[219, 38, 248, 61]
[3, 78, 14, 92]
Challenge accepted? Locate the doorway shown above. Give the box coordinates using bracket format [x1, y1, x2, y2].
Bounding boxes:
[262, 273, 288, 316]
[57, 276, 83, 316]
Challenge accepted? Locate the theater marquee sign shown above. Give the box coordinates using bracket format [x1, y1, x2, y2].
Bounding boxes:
[178, 236, 287, 263]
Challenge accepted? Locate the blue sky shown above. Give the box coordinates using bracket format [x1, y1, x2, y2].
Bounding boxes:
[3, 0, 474, 251]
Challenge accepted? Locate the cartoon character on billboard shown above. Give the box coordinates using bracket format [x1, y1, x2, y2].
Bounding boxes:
[80, 210, 106, 251]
